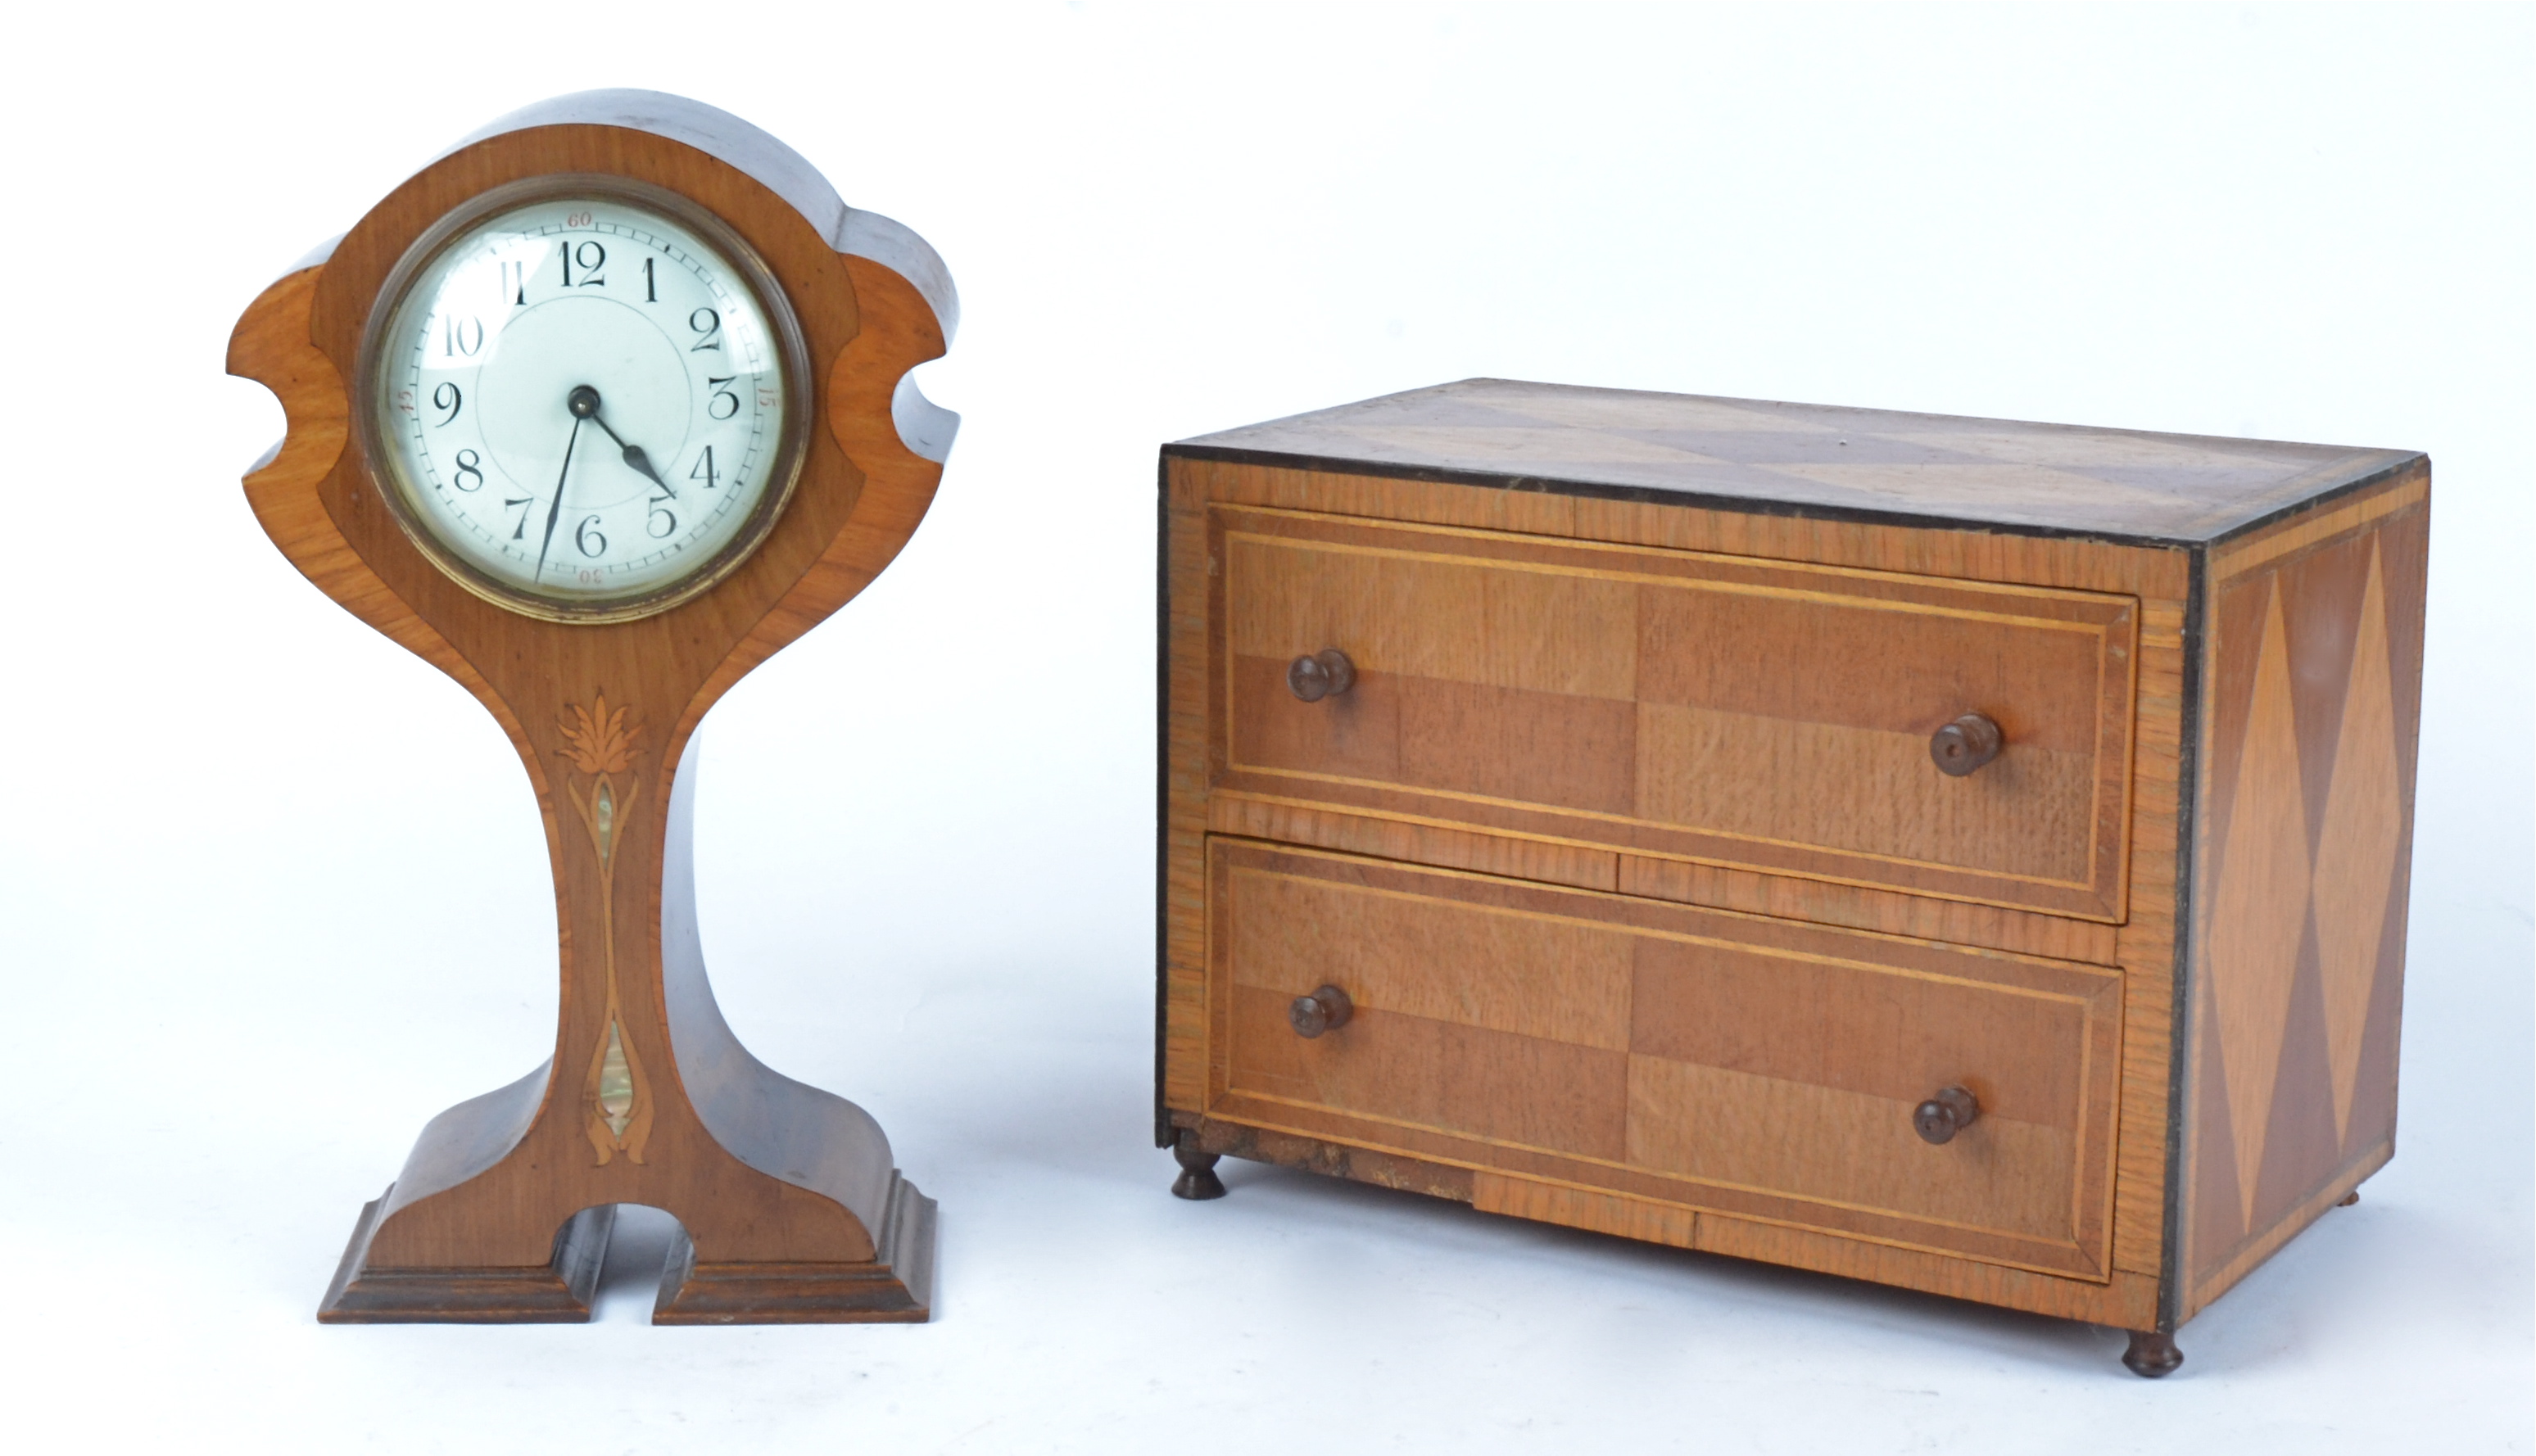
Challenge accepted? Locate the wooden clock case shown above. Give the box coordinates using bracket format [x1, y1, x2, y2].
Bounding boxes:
[227, 92, 958, 1323]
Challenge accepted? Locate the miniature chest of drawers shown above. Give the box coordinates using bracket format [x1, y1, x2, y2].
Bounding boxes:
[1155, 379, 2428, 1375]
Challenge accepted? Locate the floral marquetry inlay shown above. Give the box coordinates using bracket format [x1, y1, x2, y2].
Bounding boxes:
[559, 694, 643, 775]
[558, 691, 653, 1164]
[596, 1023, 636, 1133]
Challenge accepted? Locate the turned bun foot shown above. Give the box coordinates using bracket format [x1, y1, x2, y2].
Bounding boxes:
[2338, 1190, 2361, 1207]
[2122, 1329, 2183, 1378]
[1171, 1133, 1227, 1201]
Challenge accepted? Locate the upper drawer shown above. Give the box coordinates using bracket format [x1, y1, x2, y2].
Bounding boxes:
[1211, 507, 2139, 920]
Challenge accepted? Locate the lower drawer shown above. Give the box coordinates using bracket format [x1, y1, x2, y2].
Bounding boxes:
[1204, 838, 2123, 1277]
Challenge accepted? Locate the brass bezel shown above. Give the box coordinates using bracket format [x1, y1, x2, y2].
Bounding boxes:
[354, 174, 814, 625]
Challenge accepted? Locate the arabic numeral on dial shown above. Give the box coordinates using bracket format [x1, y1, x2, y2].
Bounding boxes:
[689, 307, 722, 351]
[441, 314, 483, 359]
[432, 382, 462, 426]
[504, 496, 533, 540]
[576, 515, 608, 557]
[648, 494, 678, 538]
[560, 239, 606, 288]
[642, 255, 657, 302]
[689, 445, 718, 491]
[452, 448, 484, 492]
[500, 260, 526, 305]
[707, 376, 739, 419]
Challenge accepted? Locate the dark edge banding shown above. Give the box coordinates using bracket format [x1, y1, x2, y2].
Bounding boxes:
[1154, 451, 1175, 1149]
[1163, 444, 2425, 554]
[2158, 544, 2212, 1332]
[2200, 454, 2430, 552]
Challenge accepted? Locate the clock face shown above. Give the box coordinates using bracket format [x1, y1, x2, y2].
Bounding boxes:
[365, 182, 807, 619]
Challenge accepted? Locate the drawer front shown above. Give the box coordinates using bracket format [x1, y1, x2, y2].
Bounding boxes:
[1208, 839, 2122, 1277]
[1213, 506, 2138, 920]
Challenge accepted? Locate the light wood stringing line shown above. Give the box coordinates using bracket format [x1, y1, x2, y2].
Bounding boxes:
[1471, 1172, 1700, 1250]
[1227, 501, 2174, 608]
[1222, 757, 2113, 892]
[1226, 860, 2117, 1006]
[1615, 853, 2121, 963]
[1188, 459, 2194, 599]
[1228, 530, 2137, 632]
[1215, 1097, 2104, 1276]
[2211, 473, 2428, 581]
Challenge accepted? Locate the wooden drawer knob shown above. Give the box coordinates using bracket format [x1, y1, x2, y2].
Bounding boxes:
[1288, 984, 1354, 1038]
[1928, 713, 2004, 776]
[1286, 649, 1356, 703]
[1913, 1086, 1981, 1144]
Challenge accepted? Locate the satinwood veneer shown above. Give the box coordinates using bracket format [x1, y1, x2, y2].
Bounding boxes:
[229, 91, 960, 1324]
[1158, 379, 2427, 1375]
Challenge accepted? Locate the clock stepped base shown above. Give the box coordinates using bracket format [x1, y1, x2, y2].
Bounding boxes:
[652, 1173, 937, 1324]
[318, 1192, 614, 1323]
[317, 1174, 937, 1325]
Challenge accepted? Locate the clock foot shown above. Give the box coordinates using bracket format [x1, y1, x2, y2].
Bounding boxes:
[319, 1192, 614, 1323]
[2338, 1190, 2361, 1207]
[653, 1173, 936, 1324]
[1171, 1132, 1228, 1200]
[2122, 1329, 2184, 1379]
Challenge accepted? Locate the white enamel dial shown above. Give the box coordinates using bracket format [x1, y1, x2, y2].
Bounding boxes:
[368, 188, 801, 616]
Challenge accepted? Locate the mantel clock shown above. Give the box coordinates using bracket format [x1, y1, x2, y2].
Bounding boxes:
[228, 91, 959, 1323]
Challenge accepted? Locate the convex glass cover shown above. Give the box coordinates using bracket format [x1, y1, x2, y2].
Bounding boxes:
[364, 180, 807, 618]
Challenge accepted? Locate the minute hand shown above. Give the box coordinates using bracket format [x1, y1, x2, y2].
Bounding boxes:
[533, 415, 585, 581]
[586, 409, 674, 498]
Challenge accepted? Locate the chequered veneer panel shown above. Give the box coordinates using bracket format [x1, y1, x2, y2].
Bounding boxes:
[2189, 496, 2427, 1291]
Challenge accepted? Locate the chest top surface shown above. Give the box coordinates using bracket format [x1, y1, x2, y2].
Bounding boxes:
[1171, 378, 2422, 545]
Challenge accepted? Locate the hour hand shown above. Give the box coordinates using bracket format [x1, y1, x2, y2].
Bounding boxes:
[615, 442, 672, 496]
[571, 389, 674, 497]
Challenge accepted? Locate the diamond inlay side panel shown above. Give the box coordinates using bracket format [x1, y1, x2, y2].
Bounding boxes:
[2187, 481, 2427, 1314]
[2280, 532, 2375, 855]
[2206, 581, 2313, 1229]
[2253, 929, 2344, 1228]
[2188, 970, 2248, 1260]
[2311, 543, 2404, 1141]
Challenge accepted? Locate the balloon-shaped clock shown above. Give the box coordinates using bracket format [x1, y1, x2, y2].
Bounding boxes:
[228, 93, 958, 1323]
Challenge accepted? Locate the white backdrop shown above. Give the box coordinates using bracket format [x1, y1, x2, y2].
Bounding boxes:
[1, 4, 2527, 1451]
